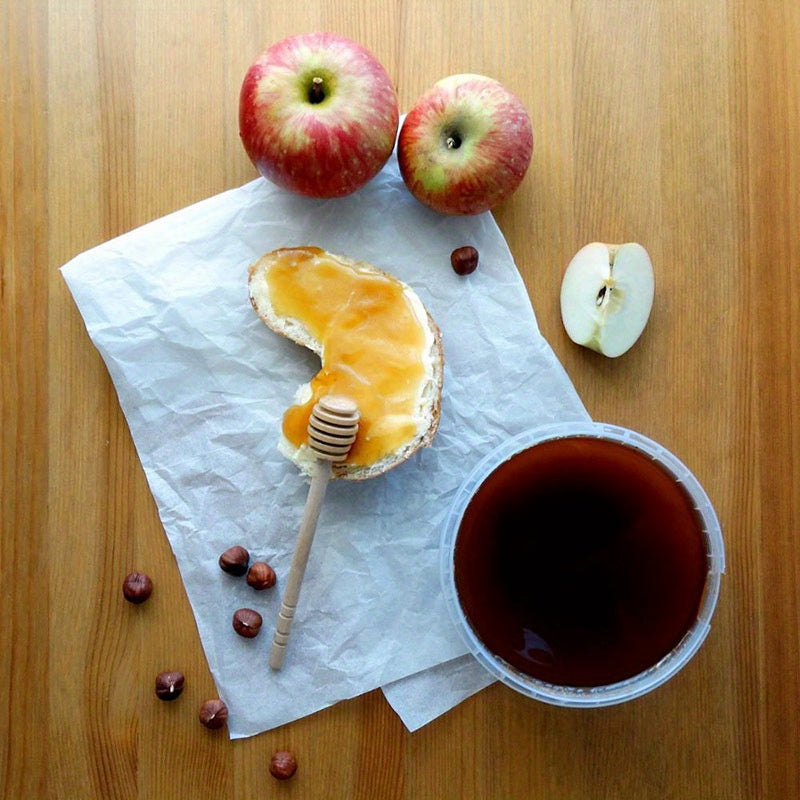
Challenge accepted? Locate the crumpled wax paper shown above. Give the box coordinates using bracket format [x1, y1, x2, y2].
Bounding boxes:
[61, 156, 589, 737]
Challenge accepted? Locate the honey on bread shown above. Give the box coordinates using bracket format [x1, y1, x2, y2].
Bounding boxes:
[258, 247, 435, 467]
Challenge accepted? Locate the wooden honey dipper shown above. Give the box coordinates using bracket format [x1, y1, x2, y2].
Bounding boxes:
[269, 395, 360, 670]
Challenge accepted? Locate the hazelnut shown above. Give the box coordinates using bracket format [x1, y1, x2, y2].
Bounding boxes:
[246, 561, 276, 590]
[122, 572, 153, 604]
[219, 545, 250, 576]
[155, 671, 185, 701]
[232, 608, 262, 638]
[450, 246, 479, 275]
[198, 699, 228, 730]
[269, 750, 298, 781]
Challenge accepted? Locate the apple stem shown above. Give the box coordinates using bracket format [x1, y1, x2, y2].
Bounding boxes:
[308, 76, 325, 104]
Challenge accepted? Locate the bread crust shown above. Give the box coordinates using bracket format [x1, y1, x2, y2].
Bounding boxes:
[248, 247, 443, 480]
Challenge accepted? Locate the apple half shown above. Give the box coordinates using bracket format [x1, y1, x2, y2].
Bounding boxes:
[560, 242, 655, 358]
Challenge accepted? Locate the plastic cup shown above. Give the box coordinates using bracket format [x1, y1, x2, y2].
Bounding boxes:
[440, 422, 725, 708]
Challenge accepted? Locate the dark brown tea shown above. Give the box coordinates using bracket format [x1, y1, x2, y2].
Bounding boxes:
[453, 436, 708, 687]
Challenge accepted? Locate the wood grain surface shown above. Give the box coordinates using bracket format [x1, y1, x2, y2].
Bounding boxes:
[2, 1, 798, 798]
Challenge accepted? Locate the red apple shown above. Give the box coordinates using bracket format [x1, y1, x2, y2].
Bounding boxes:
[397, 74, 533, 215]
[239, 33, 399, 199]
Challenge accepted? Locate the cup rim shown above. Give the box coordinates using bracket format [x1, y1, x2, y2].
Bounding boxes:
[440, 421, 726, 708]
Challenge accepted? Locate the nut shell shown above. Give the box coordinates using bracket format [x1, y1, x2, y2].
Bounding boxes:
[232, 608, 263, 638]
[247, 561, 277, 590]
[450, 246, 479, 275]
[155, 671, 185, 701]
[219, 545, 250, 576]
[269, 750, 298, 780]
[122, 572, 153, 604]
[199, 699, 228, 730]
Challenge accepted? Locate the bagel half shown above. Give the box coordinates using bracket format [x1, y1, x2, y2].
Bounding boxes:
[248, 247, 443, 479]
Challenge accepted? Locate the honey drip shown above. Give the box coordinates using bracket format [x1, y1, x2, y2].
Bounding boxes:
[264, 248, 430, 467]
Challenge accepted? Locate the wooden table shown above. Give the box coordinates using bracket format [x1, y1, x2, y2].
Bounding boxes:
[3, 2, 798, 798]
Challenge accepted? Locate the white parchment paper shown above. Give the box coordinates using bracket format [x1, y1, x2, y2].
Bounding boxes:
[61, 157, 588, 737]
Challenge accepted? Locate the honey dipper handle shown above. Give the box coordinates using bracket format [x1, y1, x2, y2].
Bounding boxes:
[269, 458, 332, 670]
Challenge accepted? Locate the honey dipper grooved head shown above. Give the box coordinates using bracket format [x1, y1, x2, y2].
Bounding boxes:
[308, 396, 360, 462]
